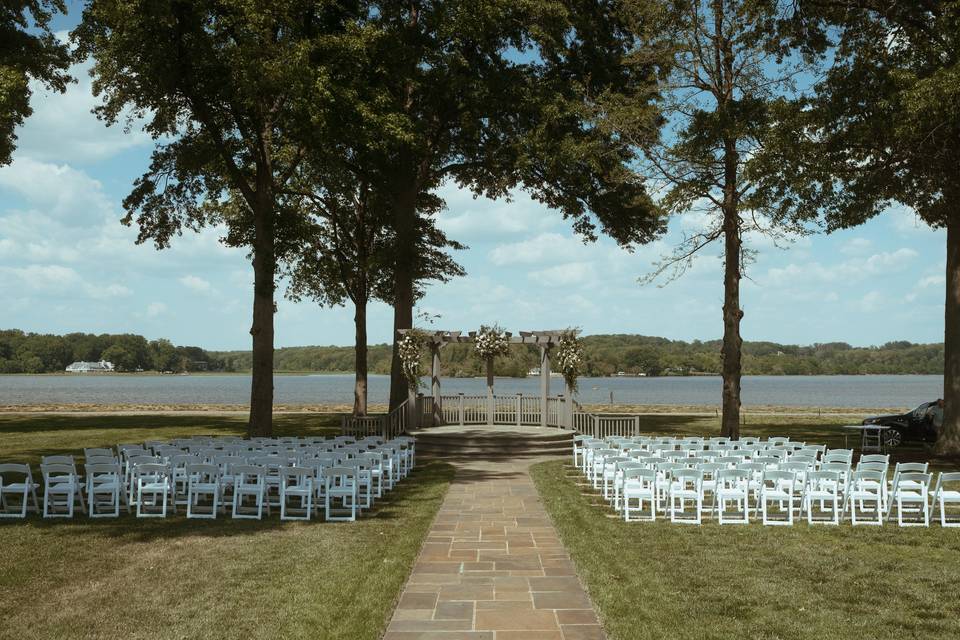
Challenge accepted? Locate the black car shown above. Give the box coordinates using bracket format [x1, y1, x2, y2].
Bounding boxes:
[862, 400, 940, 448]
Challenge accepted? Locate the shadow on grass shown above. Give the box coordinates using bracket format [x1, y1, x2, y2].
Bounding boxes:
[1, 460, 456, 543]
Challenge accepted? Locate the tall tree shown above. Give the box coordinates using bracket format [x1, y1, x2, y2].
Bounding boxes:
[1, 0, 71, 165]
[285, 155, 463, 416]
[602, 0, 817, 439]
[75, 0, 354, 436]
[753, 0, 960, 453]
[348, 1, 668, 409]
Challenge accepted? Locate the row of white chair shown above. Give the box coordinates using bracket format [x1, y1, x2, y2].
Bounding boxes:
[573, 436, 960, 527]
[0, 435, 416, 522]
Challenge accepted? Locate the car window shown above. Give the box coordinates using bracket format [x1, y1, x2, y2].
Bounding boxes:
[913, 403, 930, 418]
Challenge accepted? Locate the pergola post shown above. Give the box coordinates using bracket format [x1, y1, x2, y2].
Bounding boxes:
[431, 343, 442, 426]
[486, 356, 495, 425]
[540, 344, 551, 428]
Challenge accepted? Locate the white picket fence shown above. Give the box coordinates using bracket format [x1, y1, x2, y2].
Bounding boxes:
[341, 393, 645, 439]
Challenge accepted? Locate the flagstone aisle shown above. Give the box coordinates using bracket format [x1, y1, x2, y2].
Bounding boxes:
[383, 459, 604, 640]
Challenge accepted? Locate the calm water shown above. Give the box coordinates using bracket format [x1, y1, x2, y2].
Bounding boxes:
[0, 374, 944, 408]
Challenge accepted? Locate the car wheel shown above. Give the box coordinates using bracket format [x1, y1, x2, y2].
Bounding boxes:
[884, 428, 903, 448]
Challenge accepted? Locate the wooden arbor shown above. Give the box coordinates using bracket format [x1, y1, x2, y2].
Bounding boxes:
[397, 329, 577, 428]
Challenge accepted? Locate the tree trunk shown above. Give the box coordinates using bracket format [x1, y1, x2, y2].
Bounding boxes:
[248, 199, 275, 438]
[389, 187, 417, 410]
[937, 220, 960, 455]
[719, 138, 742, 440]
[353, 298, 368, 417]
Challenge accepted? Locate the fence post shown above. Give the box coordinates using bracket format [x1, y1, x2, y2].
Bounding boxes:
[516, 393, 522, 426]
[633, 415, 640, 436]
[458, 393, 465, 426]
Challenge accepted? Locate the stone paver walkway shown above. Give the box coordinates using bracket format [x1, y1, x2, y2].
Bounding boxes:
[384, 459, 604, 640]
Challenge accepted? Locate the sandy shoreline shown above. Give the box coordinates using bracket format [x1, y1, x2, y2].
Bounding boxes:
[0, 402, 901, 416]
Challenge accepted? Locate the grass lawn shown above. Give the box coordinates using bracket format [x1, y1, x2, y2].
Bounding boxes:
[0, 413, 453, 640]
[530, 415, 960, 640]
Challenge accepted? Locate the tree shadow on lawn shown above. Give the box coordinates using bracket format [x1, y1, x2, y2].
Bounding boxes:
[1, 460, 456, 543]
[0, 413, 342, 434]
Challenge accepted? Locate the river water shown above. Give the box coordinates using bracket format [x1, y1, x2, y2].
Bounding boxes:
[0, 374, 944, 409]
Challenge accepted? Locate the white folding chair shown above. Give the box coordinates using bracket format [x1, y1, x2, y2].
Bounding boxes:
[715, 469, 750, 524]
[887, 472, 931, 527]
[232, 464, 269, 520]
[280, 466, 314, 521]
[760, 470, 796, 526]
[622, 468, 656, 522]
[134, 463, 170, 518]
[846, 470, 884, 525]
[41, 462, 79, 518]
[0, 464, 39, 518]
[803, 470, 842, 525]
[325, 466, 358, 522]
[85, 462, 124, 517]
[186, 463, 220, 519]
[930, 472, 960, 527]
[669, 469, 703, 524]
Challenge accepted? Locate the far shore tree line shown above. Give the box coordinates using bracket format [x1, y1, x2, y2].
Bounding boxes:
[5, 2, 960, 454]
[2, 328, 945, 378]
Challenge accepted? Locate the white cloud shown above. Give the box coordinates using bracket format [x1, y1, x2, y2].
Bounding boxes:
[146, 302, 167, 318]
[840, 237, 873, 255]
[13, 59, 152, 164]
[436, 183, 563, 240]
[179, 274, 213, 294]
[528, 262, 596, 287]
[765, 248, 918, 286]
[918, 274, 945, 289]
[488, 233, 592, 266]
[855, 291, 884, 313]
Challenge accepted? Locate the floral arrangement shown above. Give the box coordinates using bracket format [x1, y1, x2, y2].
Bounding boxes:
[554, 329, 584, 393]
[398, 329, 428, 390]
[474, 324, 511, 360]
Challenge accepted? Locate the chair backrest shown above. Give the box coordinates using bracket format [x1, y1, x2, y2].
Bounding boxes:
[281, 466, 314, 485]
[0, 463, 32, 482]
[857, 462, 887, 474]
[672, 468, 703, 487]
[85, 462, 122, 482]
[823, 449, 853, 463]
[134, 463, 169, 481]
[717, 469, 749, 488]
[894, 462, 929, 474]
[806, 470, 841, 492]
[850, 469, 884, 490]
[41, 455, 75, 467]
[622, 467, 655, 484]
[41, 462, 76, 482]
[185, 463, 219, 483]
[894, 472, 931, 491]
[762, 469, 796, 489]
[84, 447, 114, 459]
[232, 465, 265, 485]
[859, 454, 889, 466]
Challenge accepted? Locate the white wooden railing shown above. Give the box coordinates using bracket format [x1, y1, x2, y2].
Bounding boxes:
[434, 393, 571, 428]
[340, 399, 409, 438]
[341, 393, 644, 439]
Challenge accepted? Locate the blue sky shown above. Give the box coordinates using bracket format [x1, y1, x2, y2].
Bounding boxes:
[0, 7, 948, 350]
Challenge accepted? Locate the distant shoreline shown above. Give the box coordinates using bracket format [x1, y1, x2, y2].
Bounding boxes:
[0, 402, 905, 416]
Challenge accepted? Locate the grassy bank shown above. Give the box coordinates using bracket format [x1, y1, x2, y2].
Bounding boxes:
[529, 413, 960, 640]
[0, 414, 453, 640]
[531, 459, 960, 640]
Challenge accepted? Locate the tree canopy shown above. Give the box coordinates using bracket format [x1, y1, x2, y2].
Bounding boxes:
[1, 0, 71, 165]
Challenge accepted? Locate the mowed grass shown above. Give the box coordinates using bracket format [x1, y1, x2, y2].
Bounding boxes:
[0, 413, 453, 640]
[530, 415, 960, 640]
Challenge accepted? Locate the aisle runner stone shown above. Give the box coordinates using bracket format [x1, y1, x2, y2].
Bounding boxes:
[384, 462, 604, 640]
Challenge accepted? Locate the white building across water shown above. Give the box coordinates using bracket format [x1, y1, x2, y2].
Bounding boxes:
[65, 360, 115, 373]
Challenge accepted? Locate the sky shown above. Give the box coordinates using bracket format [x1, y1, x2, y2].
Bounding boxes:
[0, 8, 948, 351]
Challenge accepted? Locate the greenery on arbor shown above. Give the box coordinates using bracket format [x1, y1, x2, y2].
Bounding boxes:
[753, 1, 960, 452]
[340, 1, 667, 410]
[0, 1, 71, 166]
[603, 0, 823, 438]
[74, 0, 358, 436]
